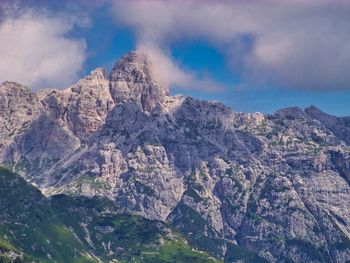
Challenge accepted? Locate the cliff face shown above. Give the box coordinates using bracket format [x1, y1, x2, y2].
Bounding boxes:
[1, 51, 350, 262]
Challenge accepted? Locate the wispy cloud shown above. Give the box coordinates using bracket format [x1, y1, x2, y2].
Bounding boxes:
[112, 0, 350, 90]
[138, 44, 226, 92]
[112, 0, 231, 91]
[0, 4, 87, 90]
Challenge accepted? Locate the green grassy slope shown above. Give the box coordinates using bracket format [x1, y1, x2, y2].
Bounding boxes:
[0, 167, 221, 263]
[0, 167, 97, 263]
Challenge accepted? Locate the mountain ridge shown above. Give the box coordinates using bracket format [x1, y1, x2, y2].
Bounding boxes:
[1, 50, 350, 262]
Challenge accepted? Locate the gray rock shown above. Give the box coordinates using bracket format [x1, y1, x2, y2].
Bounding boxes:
[0, 51, 350, 262]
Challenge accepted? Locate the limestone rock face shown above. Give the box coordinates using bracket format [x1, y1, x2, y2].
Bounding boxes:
[58, 67, 115, 138]
[0, 81, 44, 172]
[109, 51, 169, 112]
[0, 82, 40, 133]
[1, 51, 350, 262]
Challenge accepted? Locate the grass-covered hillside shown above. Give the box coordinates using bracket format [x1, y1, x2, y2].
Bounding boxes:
[0, 167, 221, 263]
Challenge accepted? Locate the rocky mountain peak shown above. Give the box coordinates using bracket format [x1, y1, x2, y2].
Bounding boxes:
[86, 67, 108, 81]
[305, 105, 337, 125]
[112, 51, 151, 72]
[305, 105, 328, 117]
[1, 51, 350, 262]
[109, 51, 169, 112]
[0, 81, 32, 94]
[275, 106, 309, 120]
[0, 81, 39, 117]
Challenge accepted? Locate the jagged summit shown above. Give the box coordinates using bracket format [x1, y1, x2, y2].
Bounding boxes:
[0, 80, 32, 93]
[111, 51, 152, 74]
[111, 51, 163, 82]
[305, 104, 330, 117]
[1, 50, 350, 262]
[1, 51, 169, 114]
[109, 51, 169, 111]
[0, 81, 40, 121]
[274, 106, 308, 120]
[86, 67, 109, 81]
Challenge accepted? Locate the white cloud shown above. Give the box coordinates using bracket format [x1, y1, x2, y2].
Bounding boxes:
[112, 0, 350, 90]
[112, 1, 231, 91]
[0, 10, 87, 90]
[138, 44, 225, 92]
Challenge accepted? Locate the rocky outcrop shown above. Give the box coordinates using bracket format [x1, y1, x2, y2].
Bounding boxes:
[0, 82, 42, 148]
[0, 51, 350, 262]
[59, 67, 115, 138]
[109, 51, 169, 112]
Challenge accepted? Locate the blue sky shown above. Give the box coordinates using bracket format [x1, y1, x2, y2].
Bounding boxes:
[0, 0, 350, 116]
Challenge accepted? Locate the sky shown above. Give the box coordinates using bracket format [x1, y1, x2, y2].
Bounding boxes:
[0, 0, 350, 116]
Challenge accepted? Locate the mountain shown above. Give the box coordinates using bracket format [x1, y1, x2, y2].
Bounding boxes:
[0, 51, 350, 262]
[0, 167, 221, 263]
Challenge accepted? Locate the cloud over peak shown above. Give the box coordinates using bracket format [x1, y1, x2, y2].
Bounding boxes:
[112, 0, 350, 90]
